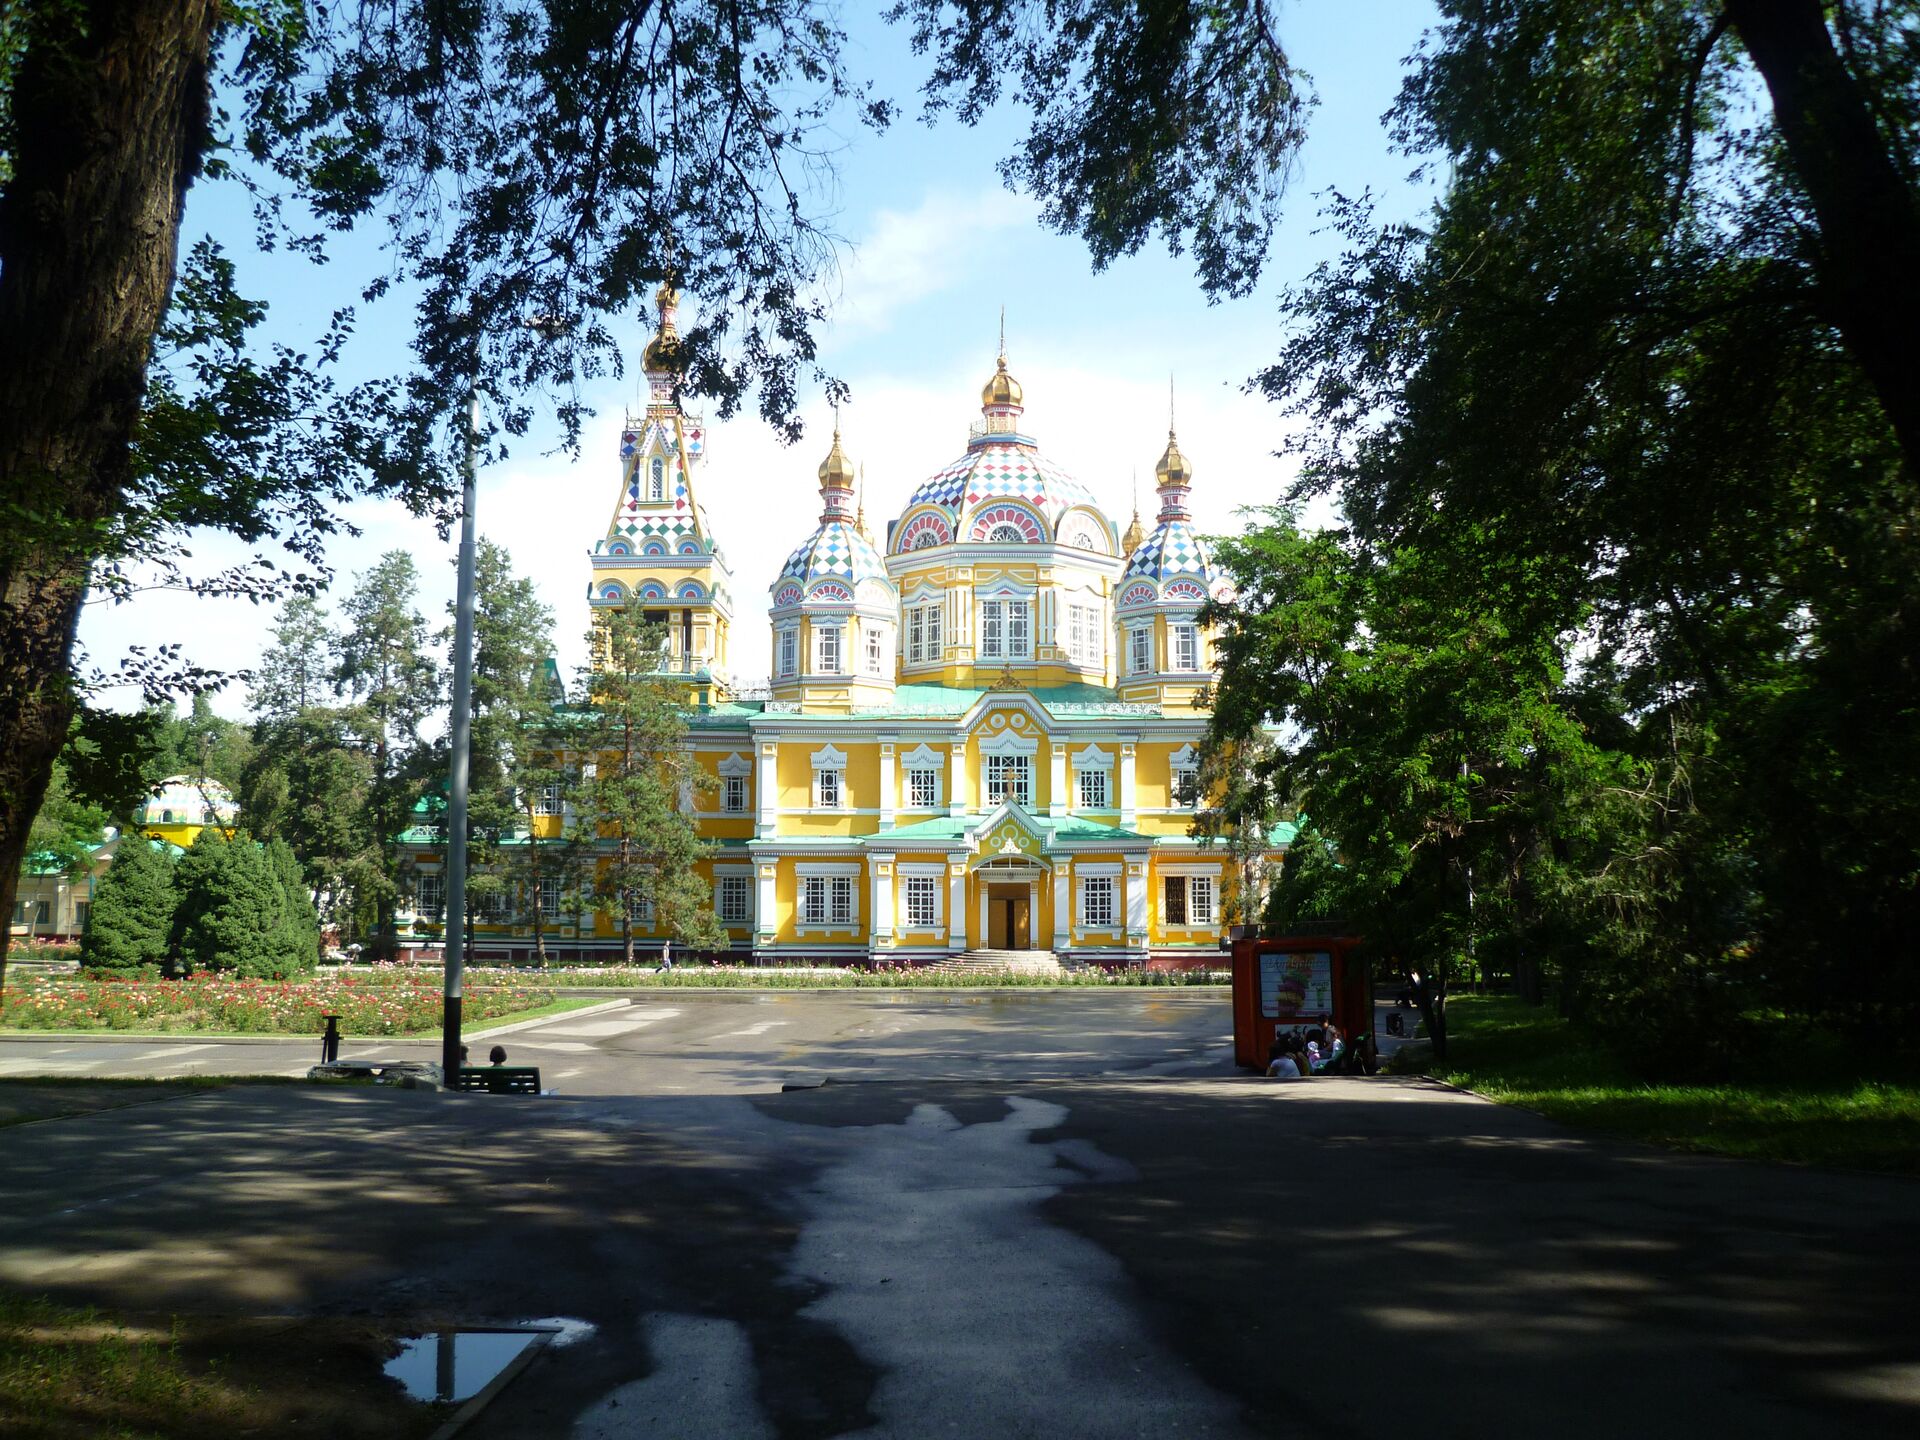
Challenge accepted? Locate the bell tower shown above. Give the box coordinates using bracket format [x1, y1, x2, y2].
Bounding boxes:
[588, 283, 735, 705]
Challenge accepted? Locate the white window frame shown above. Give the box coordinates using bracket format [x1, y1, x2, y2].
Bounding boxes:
[979, 598, 1032, 661]
[537, 875, 562, 918]
[1078, 768, 1110, 809]
[797, 863, 862, 929]
[816, 624, 843, 675]
[648, 455, 666, 501]
[816, 768, 842, 809]
[1128, 624, 1153, 675]
[1159, 867, 1221, 930]
[810, 744, 847, 811]
[901, 743, 943, 810]
[533, 782, 562, 816]
[716, 873, 753, 924]
[1191, 874, 1217, 926]
[907, 768, 938, 809]
[417, 871, 445, 921]
[722, 775, 748, 812]
[1170, 742, 1202, 809]
[864, 624, 885, 676]
[1080, 874, 1115, 928]
[777, 626, 799, 678]
[906, 601, 944, 666]
[983, 753, 1032, 807]
[900, 864, 945, 930]
[626, 887, 655, 926]
[1170, 622, 1200, 672]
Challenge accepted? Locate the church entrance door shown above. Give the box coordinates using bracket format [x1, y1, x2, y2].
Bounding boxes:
[987, 884, 1031, 949]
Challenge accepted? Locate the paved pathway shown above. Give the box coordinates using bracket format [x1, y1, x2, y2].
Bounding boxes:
[1, 992, 1913, 1439]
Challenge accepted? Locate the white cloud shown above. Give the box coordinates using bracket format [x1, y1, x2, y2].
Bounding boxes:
[819, 186, 1038, 336]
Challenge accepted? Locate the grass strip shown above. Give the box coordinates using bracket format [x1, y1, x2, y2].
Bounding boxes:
[0, 1291, 442, 1439]
[1427, 995, 1920, 1174]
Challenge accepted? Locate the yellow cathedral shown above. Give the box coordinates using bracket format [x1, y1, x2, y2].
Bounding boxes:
[403, 286, 1285, 966]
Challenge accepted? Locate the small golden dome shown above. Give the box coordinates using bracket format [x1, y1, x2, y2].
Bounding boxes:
[1154, 429, 1191, 488]
[981, 355, 1024, 409]
[818, 429, 855, 488]
[1122, 508, 1145, 556]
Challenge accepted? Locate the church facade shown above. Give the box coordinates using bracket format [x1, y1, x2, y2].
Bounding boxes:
[401, 288, 1284, 963]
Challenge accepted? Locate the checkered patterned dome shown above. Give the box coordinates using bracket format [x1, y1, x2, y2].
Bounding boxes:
[903, 439, 1102, 533]
[777, 520, 889, 591]
[1123, 518, 1219, 584]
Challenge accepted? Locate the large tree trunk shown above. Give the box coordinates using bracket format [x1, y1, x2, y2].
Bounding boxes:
[1726, 0, 1920, 468]
[0, 0, 221, 1005]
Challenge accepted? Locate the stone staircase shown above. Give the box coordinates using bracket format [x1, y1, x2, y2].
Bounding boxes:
[933, 948, 1067, 978]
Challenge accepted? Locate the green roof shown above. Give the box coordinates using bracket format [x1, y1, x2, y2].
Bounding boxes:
[877, 810, 1144, 846]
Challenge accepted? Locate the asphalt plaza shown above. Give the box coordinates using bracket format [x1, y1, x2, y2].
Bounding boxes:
[1, 991, 1914, 1437]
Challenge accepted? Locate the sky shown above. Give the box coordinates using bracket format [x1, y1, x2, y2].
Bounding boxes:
[79, 1, 1443, 722]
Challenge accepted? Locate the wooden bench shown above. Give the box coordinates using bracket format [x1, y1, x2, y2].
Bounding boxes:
[454, 1066, 543, 1095]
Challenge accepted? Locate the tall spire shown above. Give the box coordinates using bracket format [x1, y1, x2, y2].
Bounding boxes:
[817, 412, 855, 524]
[855, 463, 874, 541]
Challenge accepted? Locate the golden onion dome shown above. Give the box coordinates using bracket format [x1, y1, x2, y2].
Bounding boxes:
[642, 281, 682, 372]
[1154, 429, 1192, 488]
[1121, 508, 1145, 556]
[981, 354, 1024, 409]
[818, 428, 855, 488]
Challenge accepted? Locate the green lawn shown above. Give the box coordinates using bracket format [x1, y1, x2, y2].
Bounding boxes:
[1423, 995, 1920, 1174]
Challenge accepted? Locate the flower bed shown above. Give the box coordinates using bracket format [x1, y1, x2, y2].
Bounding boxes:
[318, 961, 1231, 989]
[0, 972, 546, 1035]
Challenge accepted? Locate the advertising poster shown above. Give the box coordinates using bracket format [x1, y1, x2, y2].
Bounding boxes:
[1258, 951, 1333, 1020]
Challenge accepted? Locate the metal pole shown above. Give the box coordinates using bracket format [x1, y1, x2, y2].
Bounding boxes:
[442, 393, 480, 1083]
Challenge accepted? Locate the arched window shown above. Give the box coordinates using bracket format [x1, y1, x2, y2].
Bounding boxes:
[912, 530, 941, 551]
[989, 523, 1025, 544]
[649, 456, 666, 501]
[161, 809, 173, 823]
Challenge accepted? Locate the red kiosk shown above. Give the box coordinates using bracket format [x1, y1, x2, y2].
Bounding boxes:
[1230, 933, 1370, 1071]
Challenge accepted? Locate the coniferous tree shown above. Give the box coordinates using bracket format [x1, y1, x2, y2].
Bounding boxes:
[172, 829, 304, 978]
[462, 541, 558, 964]
[265, 837, 321, 975]
[78, 838, 176, 973]
[241, 708, 378, 944]
[333, 553, 440, 959]
[250, 597, 335, 721]
[569, 607, 725, 966]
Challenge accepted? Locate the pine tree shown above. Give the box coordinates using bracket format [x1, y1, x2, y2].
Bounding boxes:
[569, 606, 725, 965]
[462, 541, 558, 966]
[79, 837, 176, 973]
[172, 829, 292, 978]
[250, 597, 335, 721]
[265, 837, 321, 976]
[333, 553, 440, 959]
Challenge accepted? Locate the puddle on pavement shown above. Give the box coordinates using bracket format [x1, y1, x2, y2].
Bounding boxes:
[384, 1329, 539, 1403]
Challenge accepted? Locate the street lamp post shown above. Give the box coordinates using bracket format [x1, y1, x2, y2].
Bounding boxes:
[442, 394, 481, 1083]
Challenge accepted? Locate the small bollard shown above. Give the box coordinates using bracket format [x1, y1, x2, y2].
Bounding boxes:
[320, 1013, 342, 1065]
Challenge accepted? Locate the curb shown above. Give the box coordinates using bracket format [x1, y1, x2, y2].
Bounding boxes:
[0, 998, 631, 1049]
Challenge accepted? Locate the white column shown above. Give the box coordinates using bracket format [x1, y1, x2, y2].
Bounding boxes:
[1125, 855, 1150, 952]
[871, 853, 895, 949]
[1052, 864, 1071, 951]
[948, 740, 968, 817]
[947, 861, 968, 952]
[756, 860, 778, 945]
[1048, 741, 1067, 818]
[977, 882, 990, 947]
[879, 738, 897, 832]
[756, 740, 777, 838]
[1119, 740, 1138, 828]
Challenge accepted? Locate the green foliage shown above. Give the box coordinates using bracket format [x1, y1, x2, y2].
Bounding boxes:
[569, 607, 725, 958]
[169, 830, 314, 979]
[1427, 996, 1920, 1174]
[332, 553, 440, 957]
[240, 699, 377, 941]
[893, 0, 1310, 297]
[77, 839, 175, 973]
[1210, 2, 1920, 1063]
